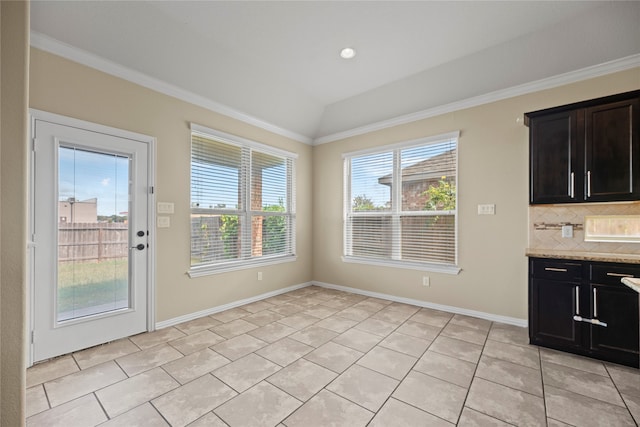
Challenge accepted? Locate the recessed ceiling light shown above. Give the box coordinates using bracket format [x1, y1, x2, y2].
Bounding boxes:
[340, 47, 356, 59]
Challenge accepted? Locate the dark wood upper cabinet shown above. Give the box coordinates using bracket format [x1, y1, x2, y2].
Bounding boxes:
[526, 90, 640, 204]
[585, 98, 639, 201]
[529, 110, 580, 204]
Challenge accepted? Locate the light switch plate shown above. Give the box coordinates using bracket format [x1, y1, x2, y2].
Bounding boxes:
[562, 225, 573, 238]
[157, 216, 171, 228]
[157, 202, 174, 214]
[477, 204, 496, 215]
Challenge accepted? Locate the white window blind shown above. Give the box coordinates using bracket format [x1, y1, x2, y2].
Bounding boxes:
[344, 132, 458, 272]
[190, 126, 296, 276]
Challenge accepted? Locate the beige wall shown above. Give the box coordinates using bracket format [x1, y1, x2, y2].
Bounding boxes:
[313, 68, 640, 321]
[26, 40, 640, 326]
[1, 1, 29, 425]
[29, 48, 313, 322]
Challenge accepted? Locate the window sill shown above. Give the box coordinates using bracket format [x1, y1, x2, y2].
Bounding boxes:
[188, 255, 297, 278]
[342, 256, 461, 275]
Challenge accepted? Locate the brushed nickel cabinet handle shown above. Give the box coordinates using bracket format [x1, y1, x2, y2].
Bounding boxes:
[587, 170, 592, 198]
[570, 172, 575, 198]
[573, 315, 607, 327]
[545, 267, 568, 272]
[575, 286, 580, 315]
[606, 272, 634, 278]
[593, 288, 598, 318]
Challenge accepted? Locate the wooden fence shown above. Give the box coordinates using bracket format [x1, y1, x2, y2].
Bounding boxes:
[58, 222, 129, 262]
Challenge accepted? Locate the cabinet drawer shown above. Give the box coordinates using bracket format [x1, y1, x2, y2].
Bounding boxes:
[531, 258, 583, 281]
[590, 263, 640, 286]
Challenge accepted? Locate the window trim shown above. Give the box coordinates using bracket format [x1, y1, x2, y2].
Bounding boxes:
[188, 123, 297, 277]
[343, 131, 460, 274]
[191, 123, 299, 161]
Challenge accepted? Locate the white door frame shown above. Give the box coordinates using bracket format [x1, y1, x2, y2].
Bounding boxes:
[27, 109, 156, 366]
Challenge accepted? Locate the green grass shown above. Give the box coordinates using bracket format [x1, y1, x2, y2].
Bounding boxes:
[57, 259, 128, 315]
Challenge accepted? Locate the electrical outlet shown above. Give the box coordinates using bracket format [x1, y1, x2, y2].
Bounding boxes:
[562, 225, 573, 238]
[422, 276, 430, 287]
[157, 216, 170, 228]
[257, 271, 263, 281]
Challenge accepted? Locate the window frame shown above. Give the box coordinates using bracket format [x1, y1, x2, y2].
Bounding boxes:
[342, 131, 461, 274]
[188, 123, 297, 278]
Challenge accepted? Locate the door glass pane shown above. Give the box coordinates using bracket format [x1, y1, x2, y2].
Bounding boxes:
[57, 146, 130, 322]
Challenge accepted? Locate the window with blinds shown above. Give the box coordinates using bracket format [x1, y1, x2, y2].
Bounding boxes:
[344, 132, 459, 272]
[190, 125, 296, 276]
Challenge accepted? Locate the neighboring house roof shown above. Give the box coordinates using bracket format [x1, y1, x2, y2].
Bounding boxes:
[378, 148, 456, 186]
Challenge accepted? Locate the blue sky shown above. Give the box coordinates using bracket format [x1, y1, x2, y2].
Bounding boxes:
[351, 151, 392, 208]
[58, 147, 130, 217]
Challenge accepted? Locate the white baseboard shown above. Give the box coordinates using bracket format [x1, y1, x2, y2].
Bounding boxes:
[313, 280, 528, 328]
[155, 279, 528, 330]
[155, 282, 312, 329]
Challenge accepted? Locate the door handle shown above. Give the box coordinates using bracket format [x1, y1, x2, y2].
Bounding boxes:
[130, 243, 145, 251]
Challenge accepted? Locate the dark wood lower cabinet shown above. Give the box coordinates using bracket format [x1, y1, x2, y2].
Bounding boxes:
[529, 258, 639, 368]
[588, 283, 640, 367]
[530, 278, 582, 349]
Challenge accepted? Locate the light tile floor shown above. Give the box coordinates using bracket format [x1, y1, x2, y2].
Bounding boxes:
[26, 286, 640, 426]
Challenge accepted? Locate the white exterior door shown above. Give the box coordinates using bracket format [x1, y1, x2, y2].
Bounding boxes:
[30, 113, 153, 363]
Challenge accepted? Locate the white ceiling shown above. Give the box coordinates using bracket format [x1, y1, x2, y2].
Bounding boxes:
[30, 1, 640, 143]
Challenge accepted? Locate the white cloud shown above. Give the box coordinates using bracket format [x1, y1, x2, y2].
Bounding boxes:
[101, 178, 110, 187]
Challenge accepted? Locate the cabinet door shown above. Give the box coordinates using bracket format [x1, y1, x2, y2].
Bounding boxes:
[530, 278, 582, 349]
[529, 110, 580, 204]
[585, 98, 640, 202]
[588, 284, 639, 367]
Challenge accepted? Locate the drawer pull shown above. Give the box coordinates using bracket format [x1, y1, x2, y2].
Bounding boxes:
[573, 315, 608, 327]
[545, 267, 568, 272]
[606, 272, 634, 278]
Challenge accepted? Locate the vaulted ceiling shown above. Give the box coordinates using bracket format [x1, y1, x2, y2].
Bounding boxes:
[30, 1, 640, 144]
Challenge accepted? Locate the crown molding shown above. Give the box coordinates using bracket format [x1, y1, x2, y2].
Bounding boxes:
[30, 31, 639, 147]
[29, 31, 313, 145]
[313, 54, 640, 145]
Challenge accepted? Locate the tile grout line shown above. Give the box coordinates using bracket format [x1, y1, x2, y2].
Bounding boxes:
[603, 363, 639, 420]
[251, 296, 393, 425]
[451, 317, 488, 425]
[92, 391, 110, 422]
[363, 315, 453, 426]
[148, 399, 176, 426]
[40, 383, 52, 414]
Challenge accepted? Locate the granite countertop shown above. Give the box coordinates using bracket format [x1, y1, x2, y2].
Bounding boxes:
[525, 248, 640, 264]
[621, 277, 640, 294]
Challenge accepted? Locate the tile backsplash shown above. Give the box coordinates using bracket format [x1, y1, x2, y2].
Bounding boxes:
[529, 202, 640, 254]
